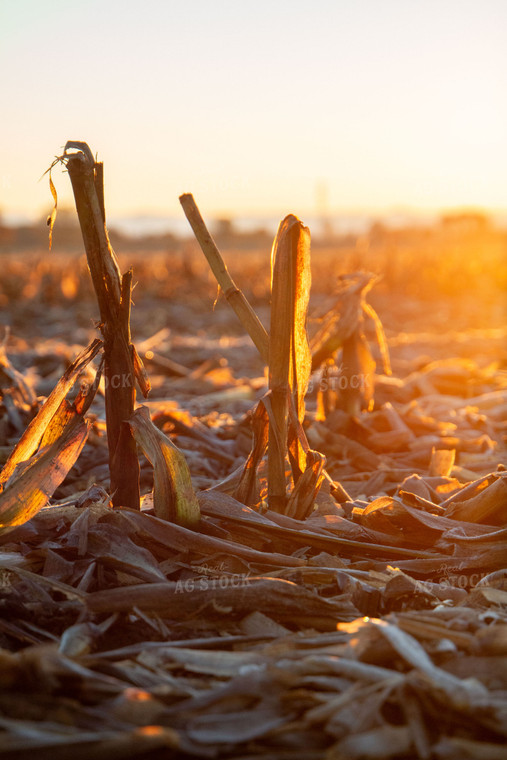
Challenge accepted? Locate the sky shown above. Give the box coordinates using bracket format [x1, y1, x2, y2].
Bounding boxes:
[1, 0, 506, 225]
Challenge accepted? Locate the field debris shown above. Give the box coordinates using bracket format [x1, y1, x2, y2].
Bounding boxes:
[0, 268, 504, 759]
[0, 160, 505, 757]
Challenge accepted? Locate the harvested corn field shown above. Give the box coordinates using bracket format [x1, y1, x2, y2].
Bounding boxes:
[0, 145, 506, 760]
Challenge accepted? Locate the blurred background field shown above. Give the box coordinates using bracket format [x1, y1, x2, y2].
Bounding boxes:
[0, 209, 504, 344]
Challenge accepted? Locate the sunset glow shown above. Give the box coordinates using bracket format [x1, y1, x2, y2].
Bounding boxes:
[1, 0, 506, 224]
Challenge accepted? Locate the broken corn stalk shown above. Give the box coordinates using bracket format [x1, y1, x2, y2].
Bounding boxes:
[311, 273, 390, 415]
[268, 215, 312, 512]
[181, 198, 325, 517]
[63, 142, 150, 509]
[179, 193, 269, 364]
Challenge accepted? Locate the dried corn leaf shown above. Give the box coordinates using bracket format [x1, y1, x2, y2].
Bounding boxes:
[310, 272, 373, 367]
[340, 329, 376, 415]
[39, 399, 78, 449]
[0, 341, 36, 407]
[285, 448, 325, 520]
[47, 171, 58, 251]
[138, 646, 265, 676]
[128, 405, 200, 526]
[86, 575, 354, 626]
[119, 506, 307, 567]
[0, 419, 89, 528]
[85, 523, 167, 583]
[0, 339, 102, 488]
[369, 618, 487, 706]
[0, 719, 179, 759]
[328, 724, 413, 760]
[433, 737, 507, 760]
[430, 447, 456, 477]
[58, 623, 94, 658]
[444, 474, 507, 525]
[362, 301, 392, 376]
[198, 489, 431, 560]
[234, 400, 269, 507]
[187, 708, 286, 744]
[358, 496, 442, 546]
[131, 343, 151, 397]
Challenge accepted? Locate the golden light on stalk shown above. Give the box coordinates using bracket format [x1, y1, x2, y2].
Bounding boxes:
[181, 195, 326, 518]
[60, 142, 151, 510]
[268, 215, 312, 512]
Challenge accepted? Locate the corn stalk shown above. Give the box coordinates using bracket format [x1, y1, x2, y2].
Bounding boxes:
[268, 215, 313, 512]
[179, 194, 269, 363]
[181, 196, 323, 517]
[62, 141, 150, 509]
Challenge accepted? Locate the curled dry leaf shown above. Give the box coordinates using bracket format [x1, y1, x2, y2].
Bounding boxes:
[0, 339, 102, 489]
[341, 329, 376, 415]
[444, 474, 507, 525]
[47, 171, 58, 251]
[128, 405, 200, 526]
[233, 400, 269, 507]
[0, 418, 89, 529]
[0, 340, 36, 408]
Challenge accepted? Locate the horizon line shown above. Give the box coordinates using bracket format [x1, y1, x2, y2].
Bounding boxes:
[4, 203, 507, 224]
